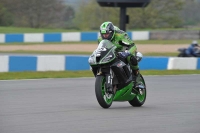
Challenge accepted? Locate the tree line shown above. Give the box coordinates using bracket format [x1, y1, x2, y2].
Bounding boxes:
[0, 0, 75, 28]
[0, 0, 200, 30]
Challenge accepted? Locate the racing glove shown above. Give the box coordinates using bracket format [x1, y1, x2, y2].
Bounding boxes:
[118, 50, 130, 59]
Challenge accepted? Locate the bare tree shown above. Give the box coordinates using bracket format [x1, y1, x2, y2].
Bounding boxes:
[16, 0, 65, 28]
[181, 0, 200, 27]
[0, 2, 13, 26]
[127, 0, 184, 29]
[0, 0, 74, 28]
[74, 0, 184, 30]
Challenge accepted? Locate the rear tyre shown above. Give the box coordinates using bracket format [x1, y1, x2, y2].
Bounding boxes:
[129, 74, 146, 107]
[178, 53, 184, 57]
[95, 75, 113, 108]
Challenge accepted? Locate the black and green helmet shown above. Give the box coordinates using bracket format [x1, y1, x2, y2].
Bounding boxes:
[100, 22, 115, 40]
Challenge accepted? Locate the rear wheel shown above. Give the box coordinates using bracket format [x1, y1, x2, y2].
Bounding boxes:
[178, 53, 184, 57]
[95, 75, 113, 108]
[129, 74, 146, 107]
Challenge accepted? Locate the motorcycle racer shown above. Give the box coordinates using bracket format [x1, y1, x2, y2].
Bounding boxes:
[98, 21, 144, 92]
[185, 40, 200, 57]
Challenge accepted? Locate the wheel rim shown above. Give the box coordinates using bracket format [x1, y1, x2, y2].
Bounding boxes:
[136, 79, 146, 102]
[136, 89, 146, 102]
[101, 77, 113, 104]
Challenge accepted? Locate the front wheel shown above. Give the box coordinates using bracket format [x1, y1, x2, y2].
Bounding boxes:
[95, 75, 113, 108]
[129, 74, 146, 107]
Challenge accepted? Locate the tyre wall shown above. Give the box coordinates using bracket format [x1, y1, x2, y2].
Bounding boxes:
[0, 55, 200, 72]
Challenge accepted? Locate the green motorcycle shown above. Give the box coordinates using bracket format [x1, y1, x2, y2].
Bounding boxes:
[88, 40, 146, 108]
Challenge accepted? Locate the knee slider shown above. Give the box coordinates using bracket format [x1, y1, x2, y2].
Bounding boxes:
[130, 55, 138, 66]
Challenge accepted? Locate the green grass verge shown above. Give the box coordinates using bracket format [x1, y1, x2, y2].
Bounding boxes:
[134, 40, 200, 44]
[0, 71, 94, 80]
[143, 52, 179, 57]
[1, 26, 200, 33]
[0, 51, 179, 57]
[0, 50, 92, 55]
[0, 26, 79, 33]
[128, 27, 200, 31]
[0, 41, 97, 45]
[0, 70, 200, 80]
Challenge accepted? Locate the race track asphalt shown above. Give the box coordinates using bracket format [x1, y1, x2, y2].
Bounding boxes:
[0, 75, 200, 133]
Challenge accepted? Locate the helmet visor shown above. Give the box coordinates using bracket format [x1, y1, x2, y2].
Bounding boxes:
[102, 33, 110, 39]
[101, 30, 112, 40]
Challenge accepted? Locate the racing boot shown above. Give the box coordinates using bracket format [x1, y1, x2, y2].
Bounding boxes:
[132, 70, 145, 95]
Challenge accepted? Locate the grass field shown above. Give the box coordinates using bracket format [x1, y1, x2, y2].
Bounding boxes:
[1, 26, 200, 33]
[0, 50, 179, 57]
[0, 26, 77, 33]
[0, 70, 200, 80]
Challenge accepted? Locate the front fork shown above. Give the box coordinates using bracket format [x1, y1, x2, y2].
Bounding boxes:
[97, 68, 115, 93]
[105, 69, 114, 93]
[97, 68, 113, 93]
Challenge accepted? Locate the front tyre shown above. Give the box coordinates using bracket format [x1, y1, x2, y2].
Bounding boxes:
[95, 75, 113, 108]
[129, 74, 146, 107]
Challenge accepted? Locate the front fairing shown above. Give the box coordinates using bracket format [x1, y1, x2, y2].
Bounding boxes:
[88, 40, 117, 65]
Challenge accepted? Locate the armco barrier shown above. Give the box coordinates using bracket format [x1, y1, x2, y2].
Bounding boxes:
[0, 55, 200, 72]
[0, 31, 150, 43]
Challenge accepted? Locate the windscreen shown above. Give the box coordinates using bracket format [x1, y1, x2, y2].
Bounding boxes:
[97, 40, 115, 49]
